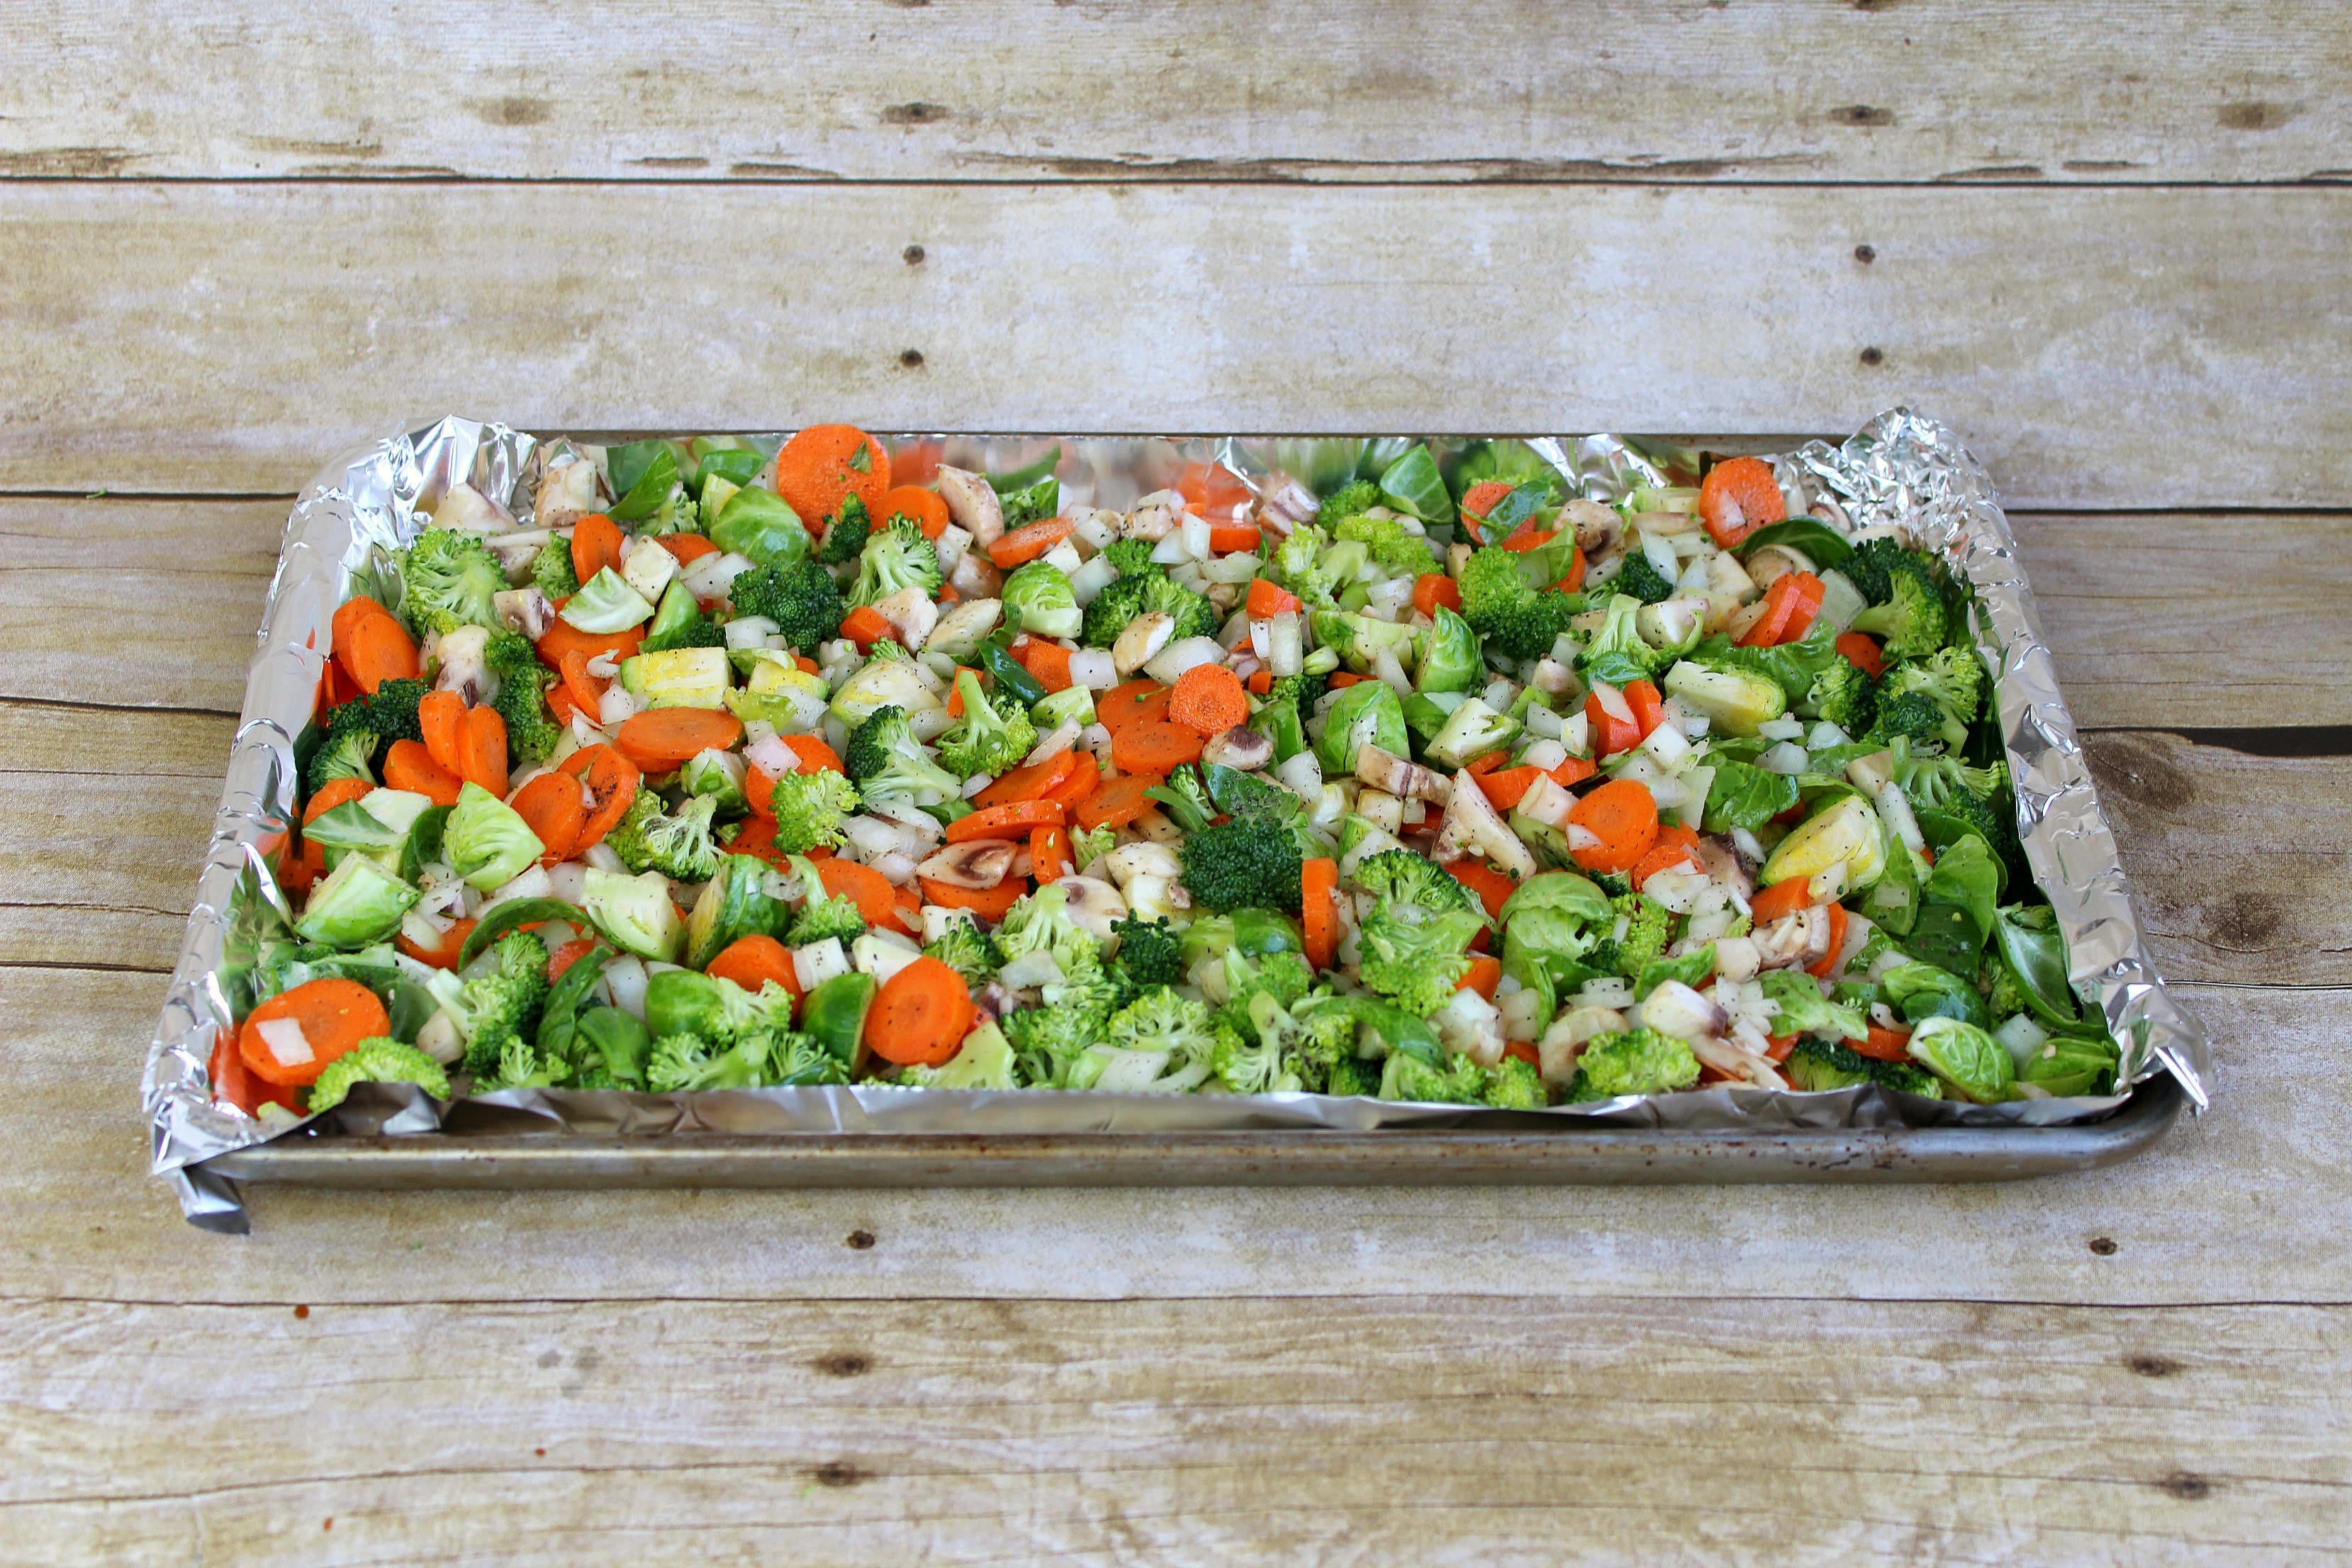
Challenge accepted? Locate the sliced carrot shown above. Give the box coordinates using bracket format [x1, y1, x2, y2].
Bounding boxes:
[1806, 903, 1852, 980]
[398, 918, 478, 972]
[1301, 857, 1338, 972]
[1764, 1032, 1798, 1064]
[812, 856, 897, 931]
[1847, 1022, 1915, 1063]
[1019, 640, 1074, 694]
[918, 875, 1026, 922]
[535, 610, 644, 671]
[839, 604, 893, 650]
[662, 532, 719, 565]
[1566, 778, 1659, 875]
[1624, 678, 1666, 741]
[1175, 461, 1253, 515]
[510, 770, 587, 866]
[1245, 670, 1272, 695]
[947, 800, 1065, 842]
[987, 516, 1074, 569]
[315, 656, 358, 722]
[777, 425, 890, 534]
[546, 936, 600, 982]
[1097, 681, 1170, 734]
[614, 708, 744, 773]
[1554, 544, 1589, 595]
[1550, 756, 1598, 788]
[1457, 954, 1503, 1001]
[1836, 631, 1886, 679]
[1462, 749, 1511, 778]
[1167, 663, 1249, 738]
[237, 977, 388, 1088]
[332, 595, 394, 652]
[1073, 773, 1157, 832]
[1041, 757, 1102, 813]
[1503, 1038, 1542, 1069]
[1748, 877, 1813, 926]
[1413, 573, 1462, 616]
[1445, 858, 1520, 920]
[570, 513, 624, 585]
[1631, 824, 1701, 887]
[880, 484, 951, 541]
[418, 689, 467, 777]
[1499, 527, 1557, 555]
[1247, 578, 1302, 617]
[1208, 523, 1262, 554]
[383, 739, 462, 807]
[727, 814, 790, 870]
[560, 744, 642, 850]
[458, 705, 510, 797]
[302, 777, 375, 827]
[1475, 766, 1543, 812]
[706, 934, 802, 1004]
[1111, 719, 1203, 776]
[1326, 671, 1364, 688]
[1739, 570, 1826, 649]
[1031, 823, 1073, 883]
[973, 750, 1075, 809]
[1585, 688, 1644, 759]
[890, 881, 923, 935]
[1699, 455, 1786, 549]
[782, 734, 845, 775]
[863, 955, 975, 1068]
[1457, 480, 1518, 544]
[340, 608, 420, 695]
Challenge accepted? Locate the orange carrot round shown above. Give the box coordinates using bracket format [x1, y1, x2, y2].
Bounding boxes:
[1444, 858, 1519, 919]
[1846, 1022, 1914, 1063]
[1499, 528, 1557, 555]
[1167, 664, 1248, 738]
[987, 517, 1074, 569]
[534, 611, 644, 671]
[1699, 456, 1786, 549]
[546, 936, 601, 982]
[1457, 954, 1503, 1000]
[332, 595, 393, 652]
[613, 708, 744, 773]
[1031, 823, 1072, 883]
[458, 705, 510, 797]
[863, 956, 975, 1067]
[1176, 461, 1253, 515]
[948, 800, 1065, 842]
[706, 934, 802, 1005]
[782, 734, 844, 775]
[302, 776, 374, 827]
[1019, 640, 1075, 694]
[974, 751, 1075, 809]
[917, 875, 1026, 921]
[1111, 719, 1204, 776]
[509, 770, 587, 865]
[418, 688, 467, 776]
[1041, 757, 1101, 813]
[1412, 573, 1462, 616]
[1301, 857, 1338, 971]
[237, 978, 389, 1088]
[398, 918, 478, 972]
[1072, 774, 1156, 832]
[561, 744, 641, 850]
[1247, 577, 1304, 618]
[1457, 479, 1518, 543]
[557, 649, 606, 715]
[727, 814, 789, 870]
[1097, 681, 1170, 734]
[817, 857, 900, 929]
[383, 739, 462, 807]
[1207, 523, 1261, 554]
[1630, 824, 1701, 888]
[1836, 631, 1886, 678]
[571, 513, 623, 586]
[775, 425, 890, 532]
[1748, 876, 1813, 927]
[661, 532, 719, 565]
[1567, 778, 1660, 875]
[838, 604, 894, 650]
[340, 609, 420, 695]
[880, 484, 951, 540]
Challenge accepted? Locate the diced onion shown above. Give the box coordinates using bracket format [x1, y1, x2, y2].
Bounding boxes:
[1068, 649, 1116, 690]
[255, 1017, 315, 1068]
[1757, 715, 1806, 741]
[744, 735, 796, 779]
[997, 950, 1067, 989]
[1026, 719, 1082, 766]
[1759, 741, 1810, 775]
[598, 686, 637, 727]
[1143, 635, 1224, 686]
[1269, 611, 1302, 678]
[1521, 737, 1569, 772]
[724, 615, 779, 649]
[1180, 515, 1211, 560]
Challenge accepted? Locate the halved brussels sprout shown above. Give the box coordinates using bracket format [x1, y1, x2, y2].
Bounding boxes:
[560, 566, 656, 633]
[1312, 680, 1408, 776]
[684, 853, 789, 969]
[296, 853, 420, 947]
[620, 647, 732, 710]
[1002, 560, 1081, 639]
[1906, 1014, 2015, 1104]
[583, 868, 686, 963]
[1759, 793, 1885, 896]
[829, 657, 944, 727]
[445, 781, 545, 891]
[1416, 605, 1482, 695]
[707, 486, 810, 569]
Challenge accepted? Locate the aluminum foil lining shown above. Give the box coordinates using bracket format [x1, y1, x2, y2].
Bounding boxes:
[146, 410, 2208, 1231]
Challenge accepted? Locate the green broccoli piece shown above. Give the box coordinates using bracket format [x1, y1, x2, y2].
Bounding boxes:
[1265, 668, 1331, 715]
[1210, 991, 1306, 1094]
[1578, 591, 1689, 685]
[1803, 656, 1877, 737]
[764, 768, 860, 855]
[1004, 1002, 1111, 1089]
[1099, 537, 1158, 577]
[771, 1029, 853, 1086]
[937, 669, 1038, 780]
[1565, 1027, 1701, 1103]
[1109, 914, 1185, 989]
[1460, 547, 1581, 661]
[1143, 763, 1216, 834]
[1483, 1054, 1548, 1109]
[1849, 571, 1950, 661]
[485, 627, 563, 765]
[788, 890, 867, 947]
[646, 1029, 778, 1091]
[399, 529, 507, 636]
[320, 676, 427, 763]
[1784, 1036, 1942, 1097]
[1879, 645, 1984, 746]
[1611, 893, 1675, 980]
[850, 517, 944, 607]
[605, 792, 722, 881]
[1867, 690, 1948, 749]
[306, 728, 377, 794]
[532, 536, 580, 600]
[1612, 549, 1680, 605]
[1355, 907, 1486, 1017]
[1279, 1001, 1362, 1094]
[1106, 985, 1231, 1073]
[1180, 819, 1305, 914]
[1326, 1053, 1379, 1097]
[843, 705, 963, 810]
[458, 930, 551, 1080]
[1332, 513, 1437, 577]
[924, 913, 1004, 990]
[305, 1038, 451, 1112]
[1072, 823, 1116, 871]
[815, 492, 872, 566]
[1986, 963, 2031, 1024]
[1379, 1050, 1491, 1104]
[1215, 948, 1316, 1038]
[1080, 564, 1219, 649]
[1318, 481, 1380, 524]
[727, 559, 845, 654]
[1263, 522, 1339, 605]
[1842, 537, 1940, 607]
[1353, 849, 1483, 919]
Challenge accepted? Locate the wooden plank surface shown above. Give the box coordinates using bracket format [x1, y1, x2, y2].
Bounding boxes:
[4, 183, 2350, 507]
[0, 1292, 2340, 1566]
[6, 1, 2349, 187]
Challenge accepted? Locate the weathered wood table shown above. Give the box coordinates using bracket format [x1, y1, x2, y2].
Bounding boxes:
[4, 5, 2347, 1559]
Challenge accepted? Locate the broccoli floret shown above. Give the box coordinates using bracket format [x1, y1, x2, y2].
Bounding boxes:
[997, 885, 1107, 984]
[1842, 537, 1940, 607]
[646, 1029, 777, 1091]
[1804, 656, 1877, 737]
[1073, 824, 1116, 871]
[1879, 645, 1984, 746]
[1216, 948, 1316, 1038]
[1986, 963, 2032, 1024]
[306, 728, 377, 793]
[771, 1029, 853, 1086]
[305, 1038, 451, 1112]
[1279, 1001, 1361, 1094]
[1079, 565, 1218, 649]
[1611, 893, 1675, 980]
[815, 493, 873, 566]
[1210, 991, 1306, 1094]
[1143, 763, 1217, 834]
[843, 705, 962, 810]
[1263, 522, 1339, 605]
[605, 792, 721, 881]
[1868, 690, 1947, 748]
[1355, 907, 1486, 1017]
[1318, 481, 1380, 524]
[850, 517, 944, 607]
[1379, 1050, 1491, 1104]
[400, 529, 508, 636]
[1785, 1036, 1942, 1097]
[321, 676, 427, 762]
[1099, 537, 1158, 577]
[937, 669, 1038, 780]
[484, 628, 562, 765]
[1004, 1003, 1111, 1089]
[1265, 668, 1331, 715]
[1326, 1053, 1379, 1097]
[787, 890, 867, 947]
[1460, 547, 1581, 661]
[1180, 819, 1306, 914]
[1849, 571, 1949, 660]
[764, 768, 860, 855]
[1107, 985, 1227, 1065]
[1579, 591, 1689, 684]
[1484, 1054, 1547, 1109]
[1333, 513, 1438, 577]
[1612, 549, 1680, 605]
[924, 914, 1004, 989]
[1109, 914, 1185, 990]
[532, 536, 581, 600]
[1565, 1027, 1701, 1103]
[640, 608, 728, 655]
[1901, 751, 2007, 810]
[728, 559, 845, 654]
[1353, 849, 1483, 919]
[458, 931, 551, 1080]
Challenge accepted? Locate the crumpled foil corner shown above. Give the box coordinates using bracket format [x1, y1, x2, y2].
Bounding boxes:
[145, 410, 2209, 1230]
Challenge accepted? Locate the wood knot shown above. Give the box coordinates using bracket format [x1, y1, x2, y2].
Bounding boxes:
[1854, 244, 1876, 264]
[814, 1352, 872, 1378]
[2127, 1354, 2182, 1378]
[900, 349, 925, 368]
[2157, 1471, 2213, 1500]
[882, 103, 951, 126]
[846, 1229, 876, 1250]
[2089, 1236, 2118, 1255]
[2218, 102, 2291, 131]
[1829, 105, 1895, 128]
[903, 244, 926, 265]
[1859, 346, 1885, 366]
[812, 1460, 867, 1488]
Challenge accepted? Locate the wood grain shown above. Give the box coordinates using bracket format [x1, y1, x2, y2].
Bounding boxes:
[13, 972, 2331, 1306]
[5, 1, 2349, 188]
[4, 183, 2348, 507]
[0, 1292, 2341, 1567]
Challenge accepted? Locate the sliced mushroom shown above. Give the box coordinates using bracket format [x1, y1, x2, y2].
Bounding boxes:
[1565, 498, 1620, 555]
[915, 838, 1020, 890]
[1054, 875, 1129, 940]
[1114, 610, 1176, 677]
[1696, 833, 1757, 897]
[974, 980, 1021, 1023]
[1752, 907, 1834, 970]
[432, 624, 493, 705]
[1434, 766, 1538, 878]
[486, 527, 554, 583]
[1260, 479, 1319, 530]
[1635, 980, 1730, 1042]
[493, 587, 556, 641]
[1102, 841, 1182, 887]
[1689, 1033, 1790, 1090]
[1353, 744, 1450, 805]
[1199, 723, 1273, 772]
[934, 466, 1004, 547]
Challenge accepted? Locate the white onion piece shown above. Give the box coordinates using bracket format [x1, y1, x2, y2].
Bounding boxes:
[598, 685, 637, 727]
[1521, 737, 1569, 773]
[546, 861, 590, 906]
[1759, 741, 1810, 775]
[681, 550, 754, 606]
[1069, 552, 1118, 607]
[1068, 649, 1117, 690]
[961, 772, 992, 799]
[744, 734, 796, 780]
[585, 651, 620, 679]
[1268, 611, 1302, 678]
[1590, 681, 1635, 727]
[1143, 635, 1225, 686]
[1276, 751, 1323, 799]
[1180, 514, 1211, 560]
[1203, 552, 1261, 584]
[1150, 532, 1191, 565]
[484, 865, 554, 909]
[724, 615, 780, 649]
[601, 956, 649, 1021]
[255, 1017, 315, 1068]
[997, 950, 1067, 990]
[1757, 715, 1806, 741]
[583, 840, 626, 874]
[875, 851, 919, 886]
[1026, 719, 1082, 766]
